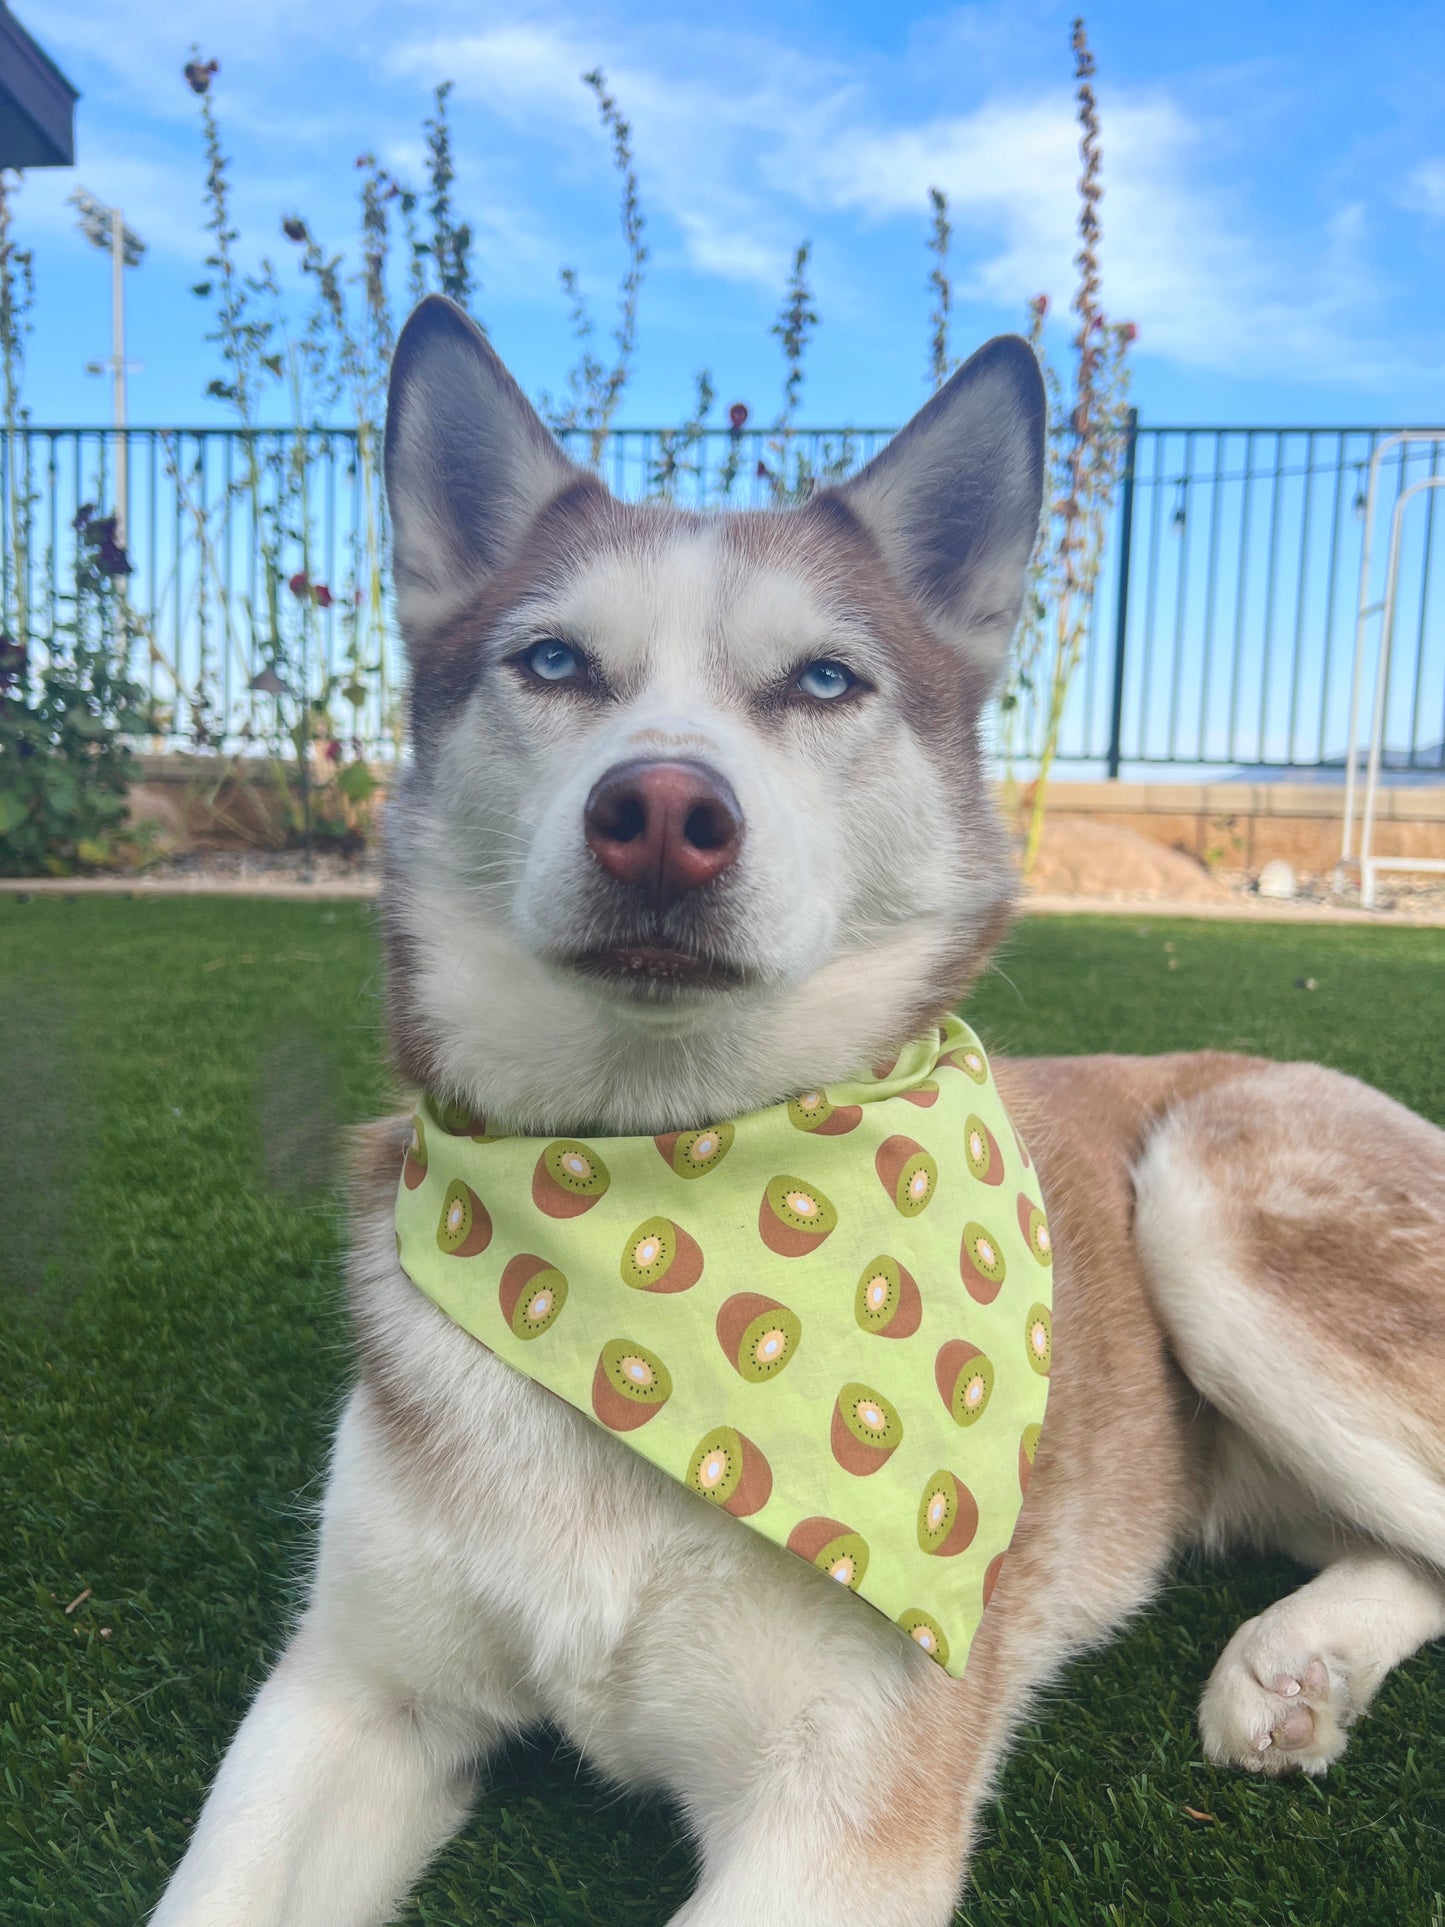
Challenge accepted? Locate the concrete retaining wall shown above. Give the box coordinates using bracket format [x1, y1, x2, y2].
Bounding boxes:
[124, 757, 1445, 875]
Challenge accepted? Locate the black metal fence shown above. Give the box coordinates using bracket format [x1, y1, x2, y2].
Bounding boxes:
[3, 419, 1443, 774]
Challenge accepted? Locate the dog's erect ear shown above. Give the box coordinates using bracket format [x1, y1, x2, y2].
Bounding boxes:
[836, 336, 1045, 669]
[384, 295, 586, 638]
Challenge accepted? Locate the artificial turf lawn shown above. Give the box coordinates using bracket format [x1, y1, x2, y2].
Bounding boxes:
[1, 895, 1442, 1926]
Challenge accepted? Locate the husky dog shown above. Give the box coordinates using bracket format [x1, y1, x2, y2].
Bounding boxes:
[153, 297, 1445, 1926]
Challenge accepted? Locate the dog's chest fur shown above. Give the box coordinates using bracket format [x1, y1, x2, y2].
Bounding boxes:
[342, 1124, 941, 1796]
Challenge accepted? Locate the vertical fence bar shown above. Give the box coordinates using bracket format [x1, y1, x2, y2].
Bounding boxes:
[172, 433, 185, 737]
[1316, 433, 1348, 765]
[145, 431, 157, 724]
[1196, 431, 1223, 762]
[49, 433, 62, 651]
[1, 428, 10, 634]
[1104, 407, 1139, 780]
[221, 429, 233, 730]
[1256, 432, 1285, 764]
[1166, 432, 1194, 760]
[1285, 432, 1315, 767]
[324, 433, 337, 692]
[1227, 432, 1256, 765]
[1136, 430, 1165, 763]
[23, 431, 33, 647]
[1407, 437, 1440, 767]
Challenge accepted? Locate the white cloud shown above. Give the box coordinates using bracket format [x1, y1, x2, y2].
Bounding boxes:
[392, 23, 601, 127]
[391, 20, 846, 290]
[787, 87, 1388, 382]
[1402, 159, 1445, 219]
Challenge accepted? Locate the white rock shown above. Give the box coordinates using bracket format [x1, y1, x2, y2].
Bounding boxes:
[1256, 858, 1297, 900]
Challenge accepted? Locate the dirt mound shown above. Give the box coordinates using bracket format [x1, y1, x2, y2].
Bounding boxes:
[1024, 817, 1231, 902]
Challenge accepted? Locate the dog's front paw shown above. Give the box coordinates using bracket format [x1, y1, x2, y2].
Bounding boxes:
[1199, 1612, 1360, 1777]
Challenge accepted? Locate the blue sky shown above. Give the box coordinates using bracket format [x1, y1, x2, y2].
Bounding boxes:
[13, 0, 1445, 432]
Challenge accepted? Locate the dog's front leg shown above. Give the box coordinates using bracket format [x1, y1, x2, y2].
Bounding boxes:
[150, 1621, 489, 1927]
[661, 1649, 986, 1927]
[152, 1389, 534, 1926]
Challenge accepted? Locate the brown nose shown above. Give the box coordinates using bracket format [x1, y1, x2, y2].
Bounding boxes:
[584, 759, 743, 908]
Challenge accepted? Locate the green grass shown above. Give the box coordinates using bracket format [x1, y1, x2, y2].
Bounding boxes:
[1, 897, 1442, 1925]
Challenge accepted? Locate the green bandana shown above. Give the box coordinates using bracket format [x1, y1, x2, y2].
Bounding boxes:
[393, 1015, 1052, 1679]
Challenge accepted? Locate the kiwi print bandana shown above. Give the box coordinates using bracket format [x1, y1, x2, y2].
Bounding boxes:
[393, 1014, 1052, 1681]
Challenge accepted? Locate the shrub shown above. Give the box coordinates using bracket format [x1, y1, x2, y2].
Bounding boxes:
[0, 508, 153, 875]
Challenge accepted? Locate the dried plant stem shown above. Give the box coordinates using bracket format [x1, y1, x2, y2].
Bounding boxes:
[422, 84, 475, 310]
[927, 187, 953, 391]
[548, 70, 649, 465]
[0, 169, 34, 647]
[772, 242, 817, 431]
[1018, 16, 1134, 876]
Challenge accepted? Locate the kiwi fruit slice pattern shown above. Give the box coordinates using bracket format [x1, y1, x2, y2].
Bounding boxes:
[1018, 1420, 1042, 1494]
[960, 1220, 1007, 1303]
[591, 1339, 673, 1431]
[532, 1141, 611, 1218]
[654, 1124, 735, 1177]
[934, 1341, 994, 1426]
[436, 1179, 491, 1257]
[917, 1469, 979, 1557]
[758, 1175, 838, 1256]
[853, 1255, 923, 1338]
[786, 1516, 870, 1591]
[963, 1114, 1005, 1185]
[897, 1608, 950, 1667]
[787, 1090, 863, 1135]
[685, 1426, 773, 1516]
[715, 1292, 801, 1380]
[1017, 1192, 1053, 1266]
[875, 1136, 938, 1217]
[402, 1115, 428, 1190]
[619, 1216, 704, 1292]
[830, 1383, 904, 1474]
[1025, 1302, 1053, 1376]
[498, 1255, 567, 1338]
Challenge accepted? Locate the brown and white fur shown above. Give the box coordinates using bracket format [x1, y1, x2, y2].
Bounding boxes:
[152, 299, 1445, 1926]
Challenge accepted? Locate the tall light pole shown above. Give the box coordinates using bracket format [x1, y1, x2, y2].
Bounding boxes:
[69, 187, 145, 545]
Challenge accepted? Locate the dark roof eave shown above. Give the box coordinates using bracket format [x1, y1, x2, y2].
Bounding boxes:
[0, 6, 80, 169]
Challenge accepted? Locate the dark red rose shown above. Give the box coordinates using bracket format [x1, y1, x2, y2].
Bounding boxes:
[0, 632, 28, 693]
[288, 571, 310, 598]
[728, 402, 749, 430]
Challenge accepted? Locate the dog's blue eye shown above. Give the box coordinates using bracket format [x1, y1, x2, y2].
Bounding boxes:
[526, 640, 581, 683]
[797, 659, 857, 701]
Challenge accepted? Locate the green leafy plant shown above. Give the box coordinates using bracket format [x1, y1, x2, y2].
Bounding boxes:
[647, 371, 717, 502]
[0, 174, 155, 875]
[1203, 814, 1245, 873]
[758, 244, 854, 504]
[0, 507, 154, 874]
